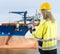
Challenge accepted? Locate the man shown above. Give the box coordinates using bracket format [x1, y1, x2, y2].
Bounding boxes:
[29, 2, 57, 54]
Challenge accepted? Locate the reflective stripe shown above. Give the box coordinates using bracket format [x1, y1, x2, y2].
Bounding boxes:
[38, 45, 57, 50]
[34, 35, 56, 42]
[42, 38, 56, 42]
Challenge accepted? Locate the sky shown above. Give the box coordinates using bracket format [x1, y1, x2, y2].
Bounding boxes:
[0, 0, 60, 38]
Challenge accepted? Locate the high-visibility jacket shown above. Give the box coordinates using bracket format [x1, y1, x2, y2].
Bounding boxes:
[32, 19, 57, 50]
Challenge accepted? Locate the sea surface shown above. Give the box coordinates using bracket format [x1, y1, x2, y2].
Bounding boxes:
[57, 42, 60, 54]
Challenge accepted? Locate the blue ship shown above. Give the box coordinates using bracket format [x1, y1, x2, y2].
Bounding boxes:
[0, 11, 40, 36]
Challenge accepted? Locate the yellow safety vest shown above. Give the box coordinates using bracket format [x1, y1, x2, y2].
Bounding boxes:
[32, 19, 57, 50]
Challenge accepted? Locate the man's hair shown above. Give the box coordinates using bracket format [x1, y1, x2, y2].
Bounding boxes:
[41, 9, 55, 23]
[46, 11, 55, 23]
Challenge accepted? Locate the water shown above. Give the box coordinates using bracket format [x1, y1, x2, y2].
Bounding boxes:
[57, 42, 60, 54]
[0, 49, 39, 54]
